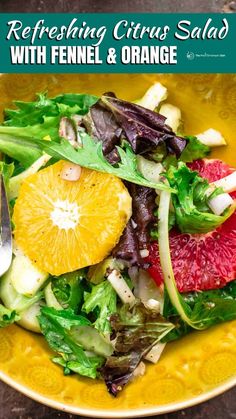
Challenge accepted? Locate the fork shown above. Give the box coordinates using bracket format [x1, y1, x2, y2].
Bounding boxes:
[0, 174, 12, 276]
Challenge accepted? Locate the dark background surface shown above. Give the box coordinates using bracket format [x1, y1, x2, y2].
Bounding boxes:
[0, 0, 235, 418]
[0, 0, 236, 13]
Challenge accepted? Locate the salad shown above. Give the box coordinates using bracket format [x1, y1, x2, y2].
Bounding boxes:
[0, 82, 236, 396]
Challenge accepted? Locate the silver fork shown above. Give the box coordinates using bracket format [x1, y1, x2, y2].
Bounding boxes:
[0, 174, 12, 276]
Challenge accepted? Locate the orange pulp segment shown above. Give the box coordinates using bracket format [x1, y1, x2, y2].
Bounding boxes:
[13, 161, 132, 276]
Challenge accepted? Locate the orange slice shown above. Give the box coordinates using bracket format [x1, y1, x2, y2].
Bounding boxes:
[13, 161, 132, 276]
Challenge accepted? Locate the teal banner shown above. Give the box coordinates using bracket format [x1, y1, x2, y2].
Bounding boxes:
[0, 13, 235, 73]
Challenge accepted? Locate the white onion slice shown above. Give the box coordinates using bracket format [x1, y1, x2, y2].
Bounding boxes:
[60, 162, 81, 181]
[145, 343, 166, 363]
[140, 249, 149, 258]
[196, 128, 227, 147]
[211, 171, 236, 193]
[145, 298, 161, 312]
[137, 156, 163, 184]
[133, 362, 146, 378]
[107, 269, 135, 305]
[137, 82, 168, 111]
[208, 193, 233, 215]
[159, 103, 181, 133]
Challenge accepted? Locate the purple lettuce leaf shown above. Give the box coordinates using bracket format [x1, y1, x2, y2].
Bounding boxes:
[82, 95, 121, 164]
[112, 220, 141, 266]
[100, 303, 174, 396]
[127, 184, 156, 250]
[101, 93, 186, 156]
[113, 184, 156, 265]
[82, 92, 186, 165]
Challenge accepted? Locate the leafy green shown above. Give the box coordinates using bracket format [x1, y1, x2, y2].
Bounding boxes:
[52, 353, 104, 378]
[163, 281, 236, 341]
[161, 136, 210, 169]
[88, 258, 116, 285]
[82, 280, 117, 334]
[167, 162, 235, 234]
[0, 133, 42, 168]
[0, 93, 98, 168]
[51, 270, 86, 312]
[4, 93, 98, 127]
[0, 304, 19, 328]
[100, 302, 174, 395]
[0, 92, 174, 190]
[0, 161, 14, 186]
[181, 136, 210, 162]
[0, 117, 60, 143]
[39, 132, 175, 192]
[38, 307, 105, 379]
[149, 144, 167, 162]
[110, 302, 174, 353]
[39, 306, 90, 329]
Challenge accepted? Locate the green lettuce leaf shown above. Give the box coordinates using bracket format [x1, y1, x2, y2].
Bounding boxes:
[38, 307, 105, 379]
[52, 354, 104, 378]
[51, 270, 86, 312]
[82, 280, 117, 334]
[0, 161, 14, 185]
[0, 116, 60, 142]
[4, 93, 98, 127]
[181, 136, 210, 163]
[39, 133, 175, 192]
[0, 304, 19, 328]
[153, 136, 210, 168]
[0, 93, 98, 168]
[163, 280, 236, 341]
[0, 133, 42, 168]
[167, 162, 235, 234]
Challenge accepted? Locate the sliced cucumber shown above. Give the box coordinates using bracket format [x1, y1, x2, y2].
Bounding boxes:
[0, 265, 42, 311]
[9, 254, 48, 297]
[159, 103, 181, 133]
[8, 154, 51, 200]
[137, 156, 163, 184]
[137, 83, 168, 111]
[18, 301, 45, 333]
[44, 282, 62, 309]
[196, 128, 227, 147]
[135, 269, 164, 313]
[70, 325, 113, 357]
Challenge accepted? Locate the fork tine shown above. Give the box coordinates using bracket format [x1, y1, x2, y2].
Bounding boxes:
[0, 174, 12, 276]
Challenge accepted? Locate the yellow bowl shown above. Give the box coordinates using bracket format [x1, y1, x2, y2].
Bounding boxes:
[0, 74, 236, 417]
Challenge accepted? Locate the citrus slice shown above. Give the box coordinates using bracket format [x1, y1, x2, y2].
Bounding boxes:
[13, 161, 132, 276]
[146, 159, 236, 292]
[188, 158, 235, 183]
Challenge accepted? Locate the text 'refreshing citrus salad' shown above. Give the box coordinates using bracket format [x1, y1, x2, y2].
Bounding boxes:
[0, 83, 236, 396]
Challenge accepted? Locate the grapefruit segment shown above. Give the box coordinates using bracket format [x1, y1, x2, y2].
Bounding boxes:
[187, 158, 234, 183]
[147, 159, 236, 292]
[13, 161, 132, 276]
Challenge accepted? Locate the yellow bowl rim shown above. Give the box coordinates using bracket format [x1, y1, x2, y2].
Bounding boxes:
[0, 369, 235, 417]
